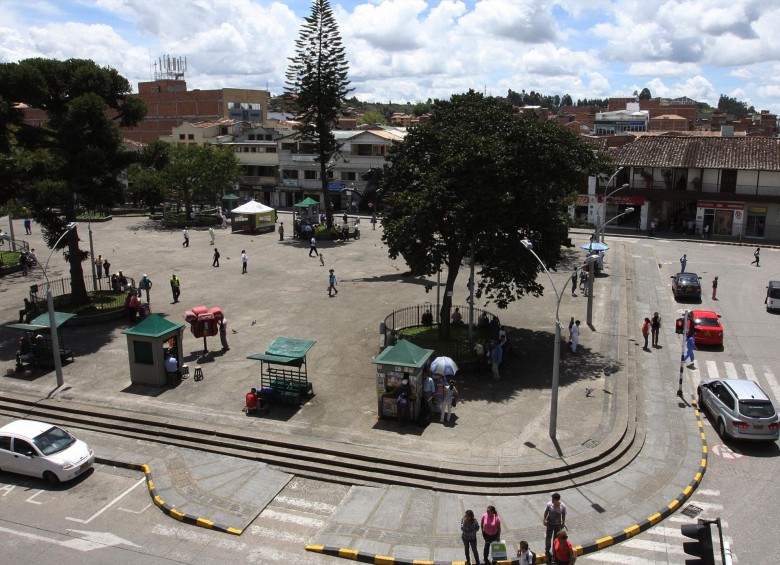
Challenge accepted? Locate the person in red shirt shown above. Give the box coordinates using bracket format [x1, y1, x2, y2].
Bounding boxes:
[642, 317, 651, 350]
[245, 387, 259, 415]
[553, 530, 576, 565]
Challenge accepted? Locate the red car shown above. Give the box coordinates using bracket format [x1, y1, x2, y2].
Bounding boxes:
[686, 310, 724, 346]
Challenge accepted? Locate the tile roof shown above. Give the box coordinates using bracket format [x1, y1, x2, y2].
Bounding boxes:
[612, 135, 780, 171]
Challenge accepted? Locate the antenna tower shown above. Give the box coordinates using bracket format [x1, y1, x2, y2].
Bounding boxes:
[153, 55, 188, 81]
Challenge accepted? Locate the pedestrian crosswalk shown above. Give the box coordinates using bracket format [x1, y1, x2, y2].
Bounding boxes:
[687, 360, 780, 402]
[579, 488, 736, 564]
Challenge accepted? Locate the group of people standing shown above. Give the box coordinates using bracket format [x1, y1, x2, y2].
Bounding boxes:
[641, 312, 662, 350]
[460, 493, 575, 565]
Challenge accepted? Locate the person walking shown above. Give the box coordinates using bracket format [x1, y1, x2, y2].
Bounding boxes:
[170, 273, 181, 303]
[208, 227, 215, 245]
[651, 312, 661, 347]
[702, 223, 709, 239]
[182, 227, 190, 248]
[680, 254, 687, 273]
[684, 334, 696, 368]
[279, 222, 284, 241]
[371, 212, 377, 230]
[461, 510, 481, 565]
[138, 274, 153, 303]
[751, 247, 761, 267]
[553, 530, 576, 565]
[567, 317, 575, 343]
[517, 540, 536, 565]
[712, 276, 718, 300]
[218, 318, 229, 351]
[570, 320, 580, 354]
[543, 492, 567, 561]
[309, 236, 318, 257]
[328, 268, 338, 297]
[570, 269, 577, 297]
[212, 248, 220, 267]
[24, 217, 31, 235]
[241, 250, 248, 274]
[490, 341, 502, 380]
[642, 317, 651, 350]
[94, 254, 104, 279]
[480, 506, 502, 565]
[103, 258, 111, 281]
[440, 381, 457, 423]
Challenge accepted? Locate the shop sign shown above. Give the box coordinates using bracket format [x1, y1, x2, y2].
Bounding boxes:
[596, 195, 646, 205]
[282, 179, 299, 187]
[576, 195, 590, 204]
[328, 182, 346, 192]
[749, 206, 768, 213]
[698, 201, 743, 210]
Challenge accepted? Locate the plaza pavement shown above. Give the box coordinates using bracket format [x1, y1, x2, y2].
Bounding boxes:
[0, 214, 731, 563]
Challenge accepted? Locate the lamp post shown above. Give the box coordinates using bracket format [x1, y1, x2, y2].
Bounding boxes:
[586, 207, 634, 326]
[521, 239, 567, 439]
[39, 222, 78, 389]
[594, 166, 626, 244]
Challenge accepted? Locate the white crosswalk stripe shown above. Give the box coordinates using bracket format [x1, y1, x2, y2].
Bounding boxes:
[706, 360, 718, 379]
[743, 364, 756, 382]
[724, 361, 739, 380]
[762, 366, 780, 405]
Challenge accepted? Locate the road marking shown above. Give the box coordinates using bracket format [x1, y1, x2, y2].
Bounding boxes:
[762, 366, 780, 405]
[724, 362, 738, 380]
[0, 484, 16, 496]
[711, 443, 743, 460]
[0, 525, 138, 552]
[706, 360, 719, 379]
[273, 495, 337, 513]
[65, 476, 145, 524]
[260, 508, 326, 528]
[743, 364, 756, 382]
[118, 502, 152, 514]
[25, 490, 44, 505]
[696, 488, 721, 496]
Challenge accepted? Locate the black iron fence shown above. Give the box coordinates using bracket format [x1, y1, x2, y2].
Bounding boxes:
[30, 274, 136, 312]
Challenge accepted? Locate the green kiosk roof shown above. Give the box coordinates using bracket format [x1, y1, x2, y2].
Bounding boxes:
[247, 337, 317, 367]
[294, 197, 319, 208]
[222, 193, 240, 200]
[6, 311, 76, 332]
[372, 339, 433, 369]
[122, 314, 185, 338]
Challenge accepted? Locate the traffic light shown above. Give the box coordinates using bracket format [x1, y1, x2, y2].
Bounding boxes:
[681, 519, 715, 565]
[676, 318, 684, 334]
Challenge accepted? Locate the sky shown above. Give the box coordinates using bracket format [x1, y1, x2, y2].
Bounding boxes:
[2, 0, 780, 113]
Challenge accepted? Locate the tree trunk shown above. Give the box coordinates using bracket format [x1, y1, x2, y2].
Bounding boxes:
[438, 266, 460, 339]
[319, 158, 333, 229]
[67, 228, 89, 305]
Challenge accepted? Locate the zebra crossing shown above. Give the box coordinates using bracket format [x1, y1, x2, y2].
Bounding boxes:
[579, 489, 735, 564]
[687, 360, 780, 401]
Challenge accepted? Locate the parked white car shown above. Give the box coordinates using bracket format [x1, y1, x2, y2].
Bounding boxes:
[0, 420, 95, 485]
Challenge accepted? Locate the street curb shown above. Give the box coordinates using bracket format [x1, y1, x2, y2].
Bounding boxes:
[570, 227, 780, 250]
[95, 457, 244, 536]
[304, 398, 708, 565]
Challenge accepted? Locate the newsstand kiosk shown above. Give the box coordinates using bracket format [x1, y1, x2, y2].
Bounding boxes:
[371, 339, 433, 422]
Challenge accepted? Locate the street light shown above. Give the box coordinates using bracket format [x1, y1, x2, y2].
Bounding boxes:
[521, 239, 567, 439]
[594, 166, 626, 244]
[39, 222, 78, 389]
[586, 207, 634, 326]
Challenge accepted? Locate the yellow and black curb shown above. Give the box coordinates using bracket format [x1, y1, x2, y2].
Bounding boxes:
[95, 458, 243, 536]
[305, 399, 709, 565]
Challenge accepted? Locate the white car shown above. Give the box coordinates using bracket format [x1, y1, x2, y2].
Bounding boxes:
[0, 420, 95, 485]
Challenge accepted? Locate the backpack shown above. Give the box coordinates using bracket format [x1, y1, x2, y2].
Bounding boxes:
[215, 250, 220, 259]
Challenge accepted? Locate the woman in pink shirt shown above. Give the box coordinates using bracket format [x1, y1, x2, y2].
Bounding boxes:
[480, 505, 501, 564]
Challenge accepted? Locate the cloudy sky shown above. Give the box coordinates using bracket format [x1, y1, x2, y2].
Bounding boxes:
[2, 0, 779, 112]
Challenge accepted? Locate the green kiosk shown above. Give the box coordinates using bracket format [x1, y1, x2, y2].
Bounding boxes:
[372, 339, 433, 421]
[122, 314, 185, 387]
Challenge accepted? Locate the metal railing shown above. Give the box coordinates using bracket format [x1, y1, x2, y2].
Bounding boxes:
[31, 274, 136, 312]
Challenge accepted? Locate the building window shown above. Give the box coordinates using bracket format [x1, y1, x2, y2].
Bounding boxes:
[720, 169, 737, 193]
[264, 134, 273, 141]
[251, 147, 257, 153]
[188, 134, 194, 140]
[248, 134, 256, 140]
[341, 171, 357, 181]
[327, 170, 335, 180]
[179, 134, 185, 140]
[304, 170, 317, 180]
[281, 142, 296, 152]
[745, 207, 767, 237]
[281, 170, 298, 179]
[133, 341, 154, 365]
[265, 147, 276, 153]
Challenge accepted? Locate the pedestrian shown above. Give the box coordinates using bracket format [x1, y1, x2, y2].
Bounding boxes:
[702, 224, 709, 239]
[208, 226, 215, 245]
[343, 211, 348, 225]
[684, 334, 696, 368]
[138, 274, 153, 303]
[553, 530, 576, 565]
[24, 217, 31, 235]
[309, 236, 318, 257]
[371, 212, 377, 230]
[19, 252, 29, 275]
[517, 540, 536, 565]
[18, 298, 34, 323]
[218, 318, 229, 351]
[422, 370, 436, 420]
[440, 381, 457, 423]
[461, 510, 481, 565]
[103, 258, 111, 281]
[124, 290, 140, 322]
[94, 254, 104, 279]
[680, 253, 687, 273]
[543, 492, 567, 561]
[712, 276, 718, 300]
[570, 269, 577, 297]
[751, 247, 760, 267]
[642, 317, 651, 350]
[570, 320, 580, 353]
[568, 317, 575, 342]
[279, 222, 284, 241]
[328, 268, 338, 297]
[170, 273, 181, 303]
[579, 269, 587, 291]
[212, 247, 220, 267]
[182, 227, 189, 248]
[490, 341, 502, 380]
[651, 312, 661, 347]
[241, 250, 248, 274]
[480, 506, 502, 565]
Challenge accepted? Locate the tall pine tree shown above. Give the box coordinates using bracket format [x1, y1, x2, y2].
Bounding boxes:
[285, 0, 352, 229]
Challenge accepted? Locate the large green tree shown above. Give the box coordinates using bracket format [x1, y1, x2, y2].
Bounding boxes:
[381, 90, 609, 337]
[0, 58, 146, 304]
[285, 0, 352, 229]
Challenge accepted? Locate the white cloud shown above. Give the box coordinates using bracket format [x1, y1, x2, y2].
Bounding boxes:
[627, 61, 701, 78]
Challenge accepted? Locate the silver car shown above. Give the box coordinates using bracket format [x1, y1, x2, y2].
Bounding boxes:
[697, 379, 780, 442]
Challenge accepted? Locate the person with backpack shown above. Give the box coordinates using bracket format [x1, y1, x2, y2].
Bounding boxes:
[642, 317, 651, 350]
[517, 540, 536, 565]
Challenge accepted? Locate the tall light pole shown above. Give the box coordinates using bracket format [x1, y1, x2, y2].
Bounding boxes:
[39, 222, 78, 389]
[586, 207, 634, 326]
[521, 239, 566, 439]
[594, 166, 626, 244]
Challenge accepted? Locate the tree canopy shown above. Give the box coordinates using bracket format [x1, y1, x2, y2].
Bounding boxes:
[638, 88, 652, 100]
[285, 0, 352, 228]
[717, 94, 755, 116]
[380, 90, 609, 336]
[0, 58, 146, 304]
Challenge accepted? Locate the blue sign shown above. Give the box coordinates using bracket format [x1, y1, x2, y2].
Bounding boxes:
[328, 182, 346, 192]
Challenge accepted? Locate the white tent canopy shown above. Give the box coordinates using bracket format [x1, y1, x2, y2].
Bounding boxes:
[230, 200, 275, 215]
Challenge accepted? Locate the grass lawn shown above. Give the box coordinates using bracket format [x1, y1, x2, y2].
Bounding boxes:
[397, 323, 494, 363]
[44, 290, 126, 315]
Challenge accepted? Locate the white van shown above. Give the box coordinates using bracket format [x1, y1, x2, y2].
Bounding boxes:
[766, 281, 780, 312]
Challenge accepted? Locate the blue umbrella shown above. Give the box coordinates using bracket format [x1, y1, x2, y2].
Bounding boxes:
[580, 242, 609, 252]
[430, 356, 459, 376]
